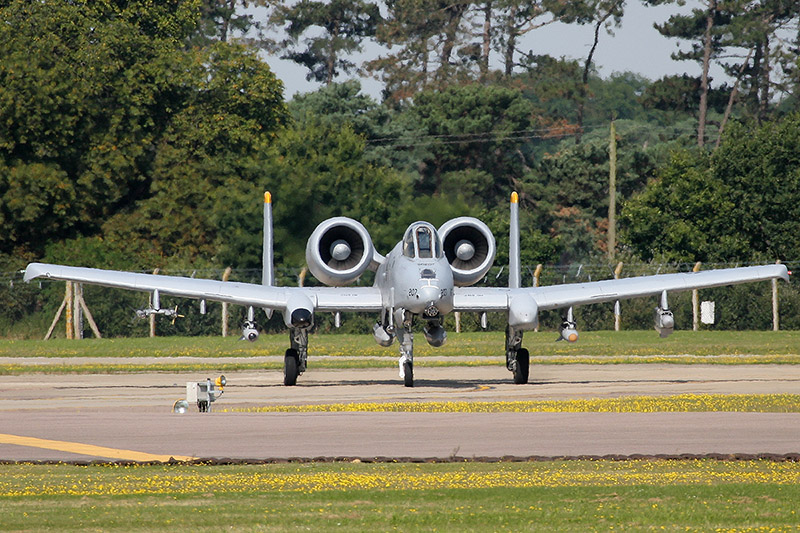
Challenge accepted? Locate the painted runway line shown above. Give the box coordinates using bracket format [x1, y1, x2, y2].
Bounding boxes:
[0, 433, 196, 462]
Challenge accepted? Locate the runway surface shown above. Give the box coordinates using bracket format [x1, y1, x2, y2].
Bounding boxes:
[2, 364, 800, 462]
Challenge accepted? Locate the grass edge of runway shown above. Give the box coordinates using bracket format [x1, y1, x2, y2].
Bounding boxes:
[222, 393, 800, 414]
[3, 330, 800, 374]
[5, 353, 800, 375]
[1, 460, 800, 531]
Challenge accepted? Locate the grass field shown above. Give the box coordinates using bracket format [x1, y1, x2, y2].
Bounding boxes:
[1, 330, 800, 374]
[2, 460, 800, 531]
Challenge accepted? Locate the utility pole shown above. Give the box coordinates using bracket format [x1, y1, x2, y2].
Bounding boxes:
[608, 120, 617, 258]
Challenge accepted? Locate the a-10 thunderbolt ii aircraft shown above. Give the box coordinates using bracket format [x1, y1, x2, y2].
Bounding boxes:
[25, 192, 790, 387]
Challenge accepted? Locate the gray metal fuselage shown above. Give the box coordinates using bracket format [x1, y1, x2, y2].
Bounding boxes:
[375, 222, 455, 317]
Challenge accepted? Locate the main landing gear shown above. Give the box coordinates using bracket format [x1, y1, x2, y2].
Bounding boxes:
[505, 325, 529, 384]
[284, 328, 308, 386]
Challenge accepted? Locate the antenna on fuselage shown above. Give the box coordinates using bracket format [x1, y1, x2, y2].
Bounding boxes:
[509, 191, 521, 289]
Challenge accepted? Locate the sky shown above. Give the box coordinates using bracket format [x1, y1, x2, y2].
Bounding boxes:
[258, 1, 725, 100]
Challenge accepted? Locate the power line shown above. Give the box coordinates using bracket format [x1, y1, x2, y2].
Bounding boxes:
[363, 121, 696, 149]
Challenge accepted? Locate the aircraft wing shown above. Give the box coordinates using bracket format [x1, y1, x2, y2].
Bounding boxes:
[23, 263, 383, 312]
[452, 264, 790, 312]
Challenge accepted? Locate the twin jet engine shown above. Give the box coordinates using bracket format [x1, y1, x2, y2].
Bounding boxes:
[306, 216, 496, 287]
[305, 217, 379, 286]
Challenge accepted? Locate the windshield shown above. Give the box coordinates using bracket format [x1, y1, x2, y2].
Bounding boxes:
[401, 223, 442, 259]
[417, 227, 433, 258]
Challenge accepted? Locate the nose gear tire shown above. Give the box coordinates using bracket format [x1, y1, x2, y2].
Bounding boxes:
[403, 361, 414, 388]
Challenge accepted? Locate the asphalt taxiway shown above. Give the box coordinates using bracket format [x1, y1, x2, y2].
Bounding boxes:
[2, 364, 799, 462]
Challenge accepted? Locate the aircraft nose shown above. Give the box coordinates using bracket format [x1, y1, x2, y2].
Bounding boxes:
[418, 285, 442, 317]
[419, 285, 440, 304]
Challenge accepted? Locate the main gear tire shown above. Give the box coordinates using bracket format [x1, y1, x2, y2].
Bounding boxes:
[284, 349, 299, 386]
[513, 348, 529, 385]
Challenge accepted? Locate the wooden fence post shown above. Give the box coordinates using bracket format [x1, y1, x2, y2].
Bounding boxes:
[150, 268, 159, 337]
[73, 282, 83, 339]
[221, 266, 232, 337]
[533, 264, 542, 332]
[614, 262, 623, 331]
[65, 281, 74, 339]
[692, 262, 702, 331]
[773, 260, 781, 331]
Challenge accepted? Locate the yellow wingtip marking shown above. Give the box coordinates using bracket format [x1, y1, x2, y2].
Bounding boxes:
[511, 191, 519, 204]
[264, 191, 272, 204]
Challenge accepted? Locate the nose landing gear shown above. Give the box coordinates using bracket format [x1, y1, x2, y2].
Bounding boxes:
[396, 309, 415, 387]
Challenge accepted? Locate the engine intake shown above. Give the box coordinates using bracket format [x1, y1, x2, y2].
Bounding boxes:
[438, 217, 496, 286]
[306, 217, 377, 286]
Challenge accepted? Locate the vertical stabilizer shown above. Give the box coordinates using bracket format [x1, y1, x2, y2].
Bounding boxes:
[263, 191, 274, 287]
[509, 191, 521, 289]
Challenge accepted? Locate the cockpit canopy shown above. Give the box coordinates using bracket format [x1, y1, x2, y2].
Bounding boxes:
[402, 222, 443, 259]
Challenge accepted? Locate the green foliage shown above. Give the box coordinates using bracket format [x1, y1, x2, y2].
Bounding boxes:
[0, 0, 218, 257]
[621, 150, 741, 263]
[212, 118, 408, 270]
[270, 0, 381, 84]
[188, 0, 255, 46]
[289, 81, 383, 136]
[713, 116, 800, 259]
[98, 42, 288, 265]
[522, 122, 660, 261]
[622, 114, 800, 263]
[407, 84, 534, 201]
[516, 54, 583, 124]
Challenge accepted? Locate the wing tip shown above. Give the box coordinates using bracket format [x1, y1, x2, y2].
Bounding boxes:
[23, 263, 46, 283]
[778, 264, 790, 282]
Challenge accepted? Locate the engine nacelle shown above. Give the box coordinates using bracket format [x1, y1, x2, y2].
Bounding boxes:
[654, 307, 674, 338]
[438, 217, 496, 286]
[306, 217, 377, 286]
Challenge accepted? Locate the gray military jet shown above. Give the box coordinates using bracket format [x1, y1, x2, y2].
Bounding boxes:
[24, 192, 789, 387]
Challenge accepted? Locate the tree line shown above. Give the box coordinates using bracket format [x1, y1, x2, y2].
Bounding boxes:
[1, 0, 799, 337]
